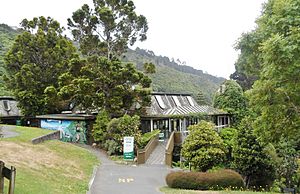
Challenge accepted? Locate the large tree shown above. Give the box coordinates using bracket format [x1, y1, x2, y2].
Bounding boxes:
[232, 117, 275, 188]
[243, 0, 300, 143]
[58, 56, 152, 116]
[68, 0, 148, 58]
[4, 17, 78, 116]
[213, 80, 248, 126]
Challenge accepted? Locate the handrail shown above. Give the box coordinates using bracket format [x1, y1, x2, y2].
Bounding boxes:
[165, 132, 175, 166]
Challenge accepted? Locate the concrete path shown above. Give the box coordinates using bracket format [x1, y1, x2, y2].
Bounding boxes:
[84, 146, 172, 194]
[0, 125, 19, 138]
[146, 141, 166, 165]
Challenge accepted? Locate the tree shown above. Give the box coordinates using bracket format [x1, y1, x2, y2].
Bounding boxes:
[232, 117, 275, 188]
[213, 80, 248, 126]
[58, 56, 152, 115]
[195, 90, 208, 105]
[181, 121, 225, 172]
[4, 17, 77, 116]
[92, 110, 110, 143]
[219, 127, 238, 164]
[245, 0, 300, 143]
[68, 0, 148, 58]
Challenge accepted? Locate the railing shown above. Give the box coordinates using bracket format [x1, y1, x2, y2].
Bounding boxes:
[165, 131, 182, 167]
[0, 161, 16, 194]
[137, 134, 159, 165]
[165, 132, 175, 167]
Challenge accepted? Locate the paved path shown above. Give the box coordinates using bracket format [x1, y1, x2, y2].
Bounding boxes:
[146, 141, 166, 165]
[0, 125, 19, 138]
[84, 146, 172, 194]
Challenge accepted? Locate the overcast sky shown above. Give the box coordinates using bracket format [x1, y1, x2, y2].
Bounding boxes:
[0, 0, 266, 78]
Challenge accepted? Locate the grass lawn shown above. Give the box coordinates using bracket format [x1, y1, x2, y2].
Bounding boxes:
[0, 125, 99, 194]
[160, 187, 279, 194]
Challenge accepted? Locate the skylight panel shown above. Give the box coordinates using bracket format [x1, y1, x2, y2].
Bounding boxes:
[155, 95, 166, 109]
[187, 96, 195, 106]
[172, 96, 181, 107]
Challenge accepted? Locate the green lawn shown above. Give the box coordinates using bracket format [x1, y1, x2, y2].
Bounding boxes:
[160, 187, 279, 194]
[0, 125, 99, 194]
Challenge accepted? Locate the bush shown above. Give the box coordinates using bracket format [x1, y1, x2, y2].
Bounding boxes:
[138, 129, 160, 149]
[103, 139, 121, 156]
[166, 169, 244, 190]
[181, 121, 225, 171]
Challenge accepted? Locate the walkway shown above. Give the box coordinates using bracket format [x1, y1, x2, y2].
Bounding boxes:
[146, 141, 166, 165]
[0, 125, 19, 138]
[84, 146, 171, 194]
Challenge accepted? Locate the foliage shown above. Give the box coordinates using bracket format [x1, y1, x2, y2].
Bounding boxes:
[0, 24, 19, 96]
[92, 110, 110, 143]
[232, 117, 275, 189]
[68, 0, 148, 58]
[138, 129, 160, 149]
[232, 0, 300, 144]
[103, 139, 121, 155]
[58, 56, 152, 115]
[103, 114, 141, 153]
[213, 80, 248, 126]
[220, 127, 238, 165]
[0, 126, 98, 194]
[124, 48, 225, 104]
[166, 169, 244, 190]
[181, 121, 225, 172]
[4, 17, 77, 116]
[275, 137, 299, 189]
[195, 90, 209, 105]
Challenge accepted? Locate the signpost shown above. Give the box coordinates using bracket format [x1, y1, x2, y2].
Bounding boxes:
[123, 136, 134, 160]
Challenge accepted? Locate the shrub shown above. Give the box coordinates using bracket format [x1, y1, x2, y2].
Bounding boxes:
[181, 121, 225, 171]
[138, 129, 160, 149]
[166, 169, 244, 190]
[103, 139, 121, 156]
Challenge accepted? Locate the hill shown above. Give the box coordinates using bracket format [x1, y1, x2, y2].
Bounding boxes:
[0, 24, 225, 103]
[123, 48, 225, 104]
[0, 24, 20, 96]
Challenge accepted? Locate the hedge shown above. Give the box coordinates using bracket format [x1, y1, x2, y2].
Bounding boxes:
[166, 169, 244, 190]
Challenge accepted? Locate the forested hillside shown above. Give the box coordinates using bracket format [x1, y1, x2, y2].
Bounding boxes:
[0, 24, 225, 103]
[124, 48, 225, 103]
[0, 24, 20, 96]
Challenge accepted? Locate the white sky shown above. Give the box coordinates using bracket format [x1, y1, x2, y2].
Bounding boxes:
[0, 0, 266, 78]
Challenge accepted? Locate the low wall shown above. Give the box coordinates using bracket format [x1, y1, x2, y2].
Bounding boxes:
[137, 135, 158, 165]
[31, 131, 60, 144]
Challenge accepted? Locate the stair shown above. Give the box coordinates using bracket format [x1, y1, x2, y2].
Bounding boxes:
[145, 141, 167, 165]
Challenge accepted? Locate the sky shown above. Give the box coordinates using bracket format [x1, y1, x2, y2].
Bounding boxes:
[0, 0, 266, 78]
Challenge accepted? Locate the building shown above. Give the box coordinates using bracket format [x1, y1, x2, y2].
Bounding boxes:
[36, 114, 95, 144]
[140, 93, 230, 139]
[0, 96, 22, 125]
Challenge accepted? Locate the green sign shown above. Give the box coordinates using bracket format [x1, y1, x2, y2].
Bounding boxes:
[123, 136, 134, 160]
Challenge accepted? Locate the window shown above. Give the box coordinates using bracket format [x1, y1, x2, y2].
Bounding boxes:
[217, 116, 229, 126]
[187, 96, 195, 106]
[3, 100, 10, 111]
[155, 95, 166, 109]
[172, 96, 181, 107]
